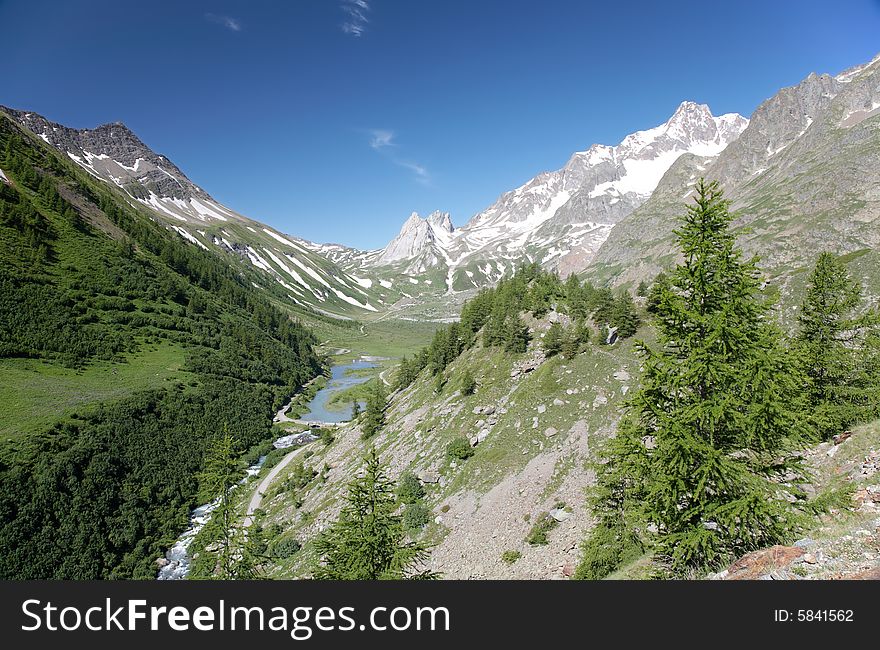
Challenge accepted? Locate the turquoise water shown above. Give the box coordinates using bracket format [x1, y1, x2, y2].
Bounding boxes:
[298, 359, 377, 423]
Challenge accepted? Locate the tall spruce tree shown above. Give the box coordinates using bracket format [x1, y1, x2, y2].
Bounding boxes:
[578, 179, 806, 577]
[198, 426, 240, 578]
[361, 382, 387, 440]
[796, 252, 880, 438]
[314, 449, 437, 580]
[543, 321, 565, 357]
[611, 290, 640, 339]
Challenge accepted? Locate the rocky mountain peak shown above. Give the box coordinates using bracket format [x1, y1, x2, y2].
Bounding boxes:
[402, 211, 424, 231]
[1, 105, 243, 223]
[426, 210, 454, 232]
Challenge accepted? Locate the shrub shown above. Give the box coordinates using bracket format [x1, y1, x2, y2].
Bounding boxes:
[403, 502, 432, 530]
[446, 437, 475, 461]
[270, 537, 302, 559]
[319, 429, 335, 446]
[460, 369, 477, 396]
[501, 550, 521, 565]
[396, 472, 426, 504]
[525, 512, 558, 546]
[573, 520, 643, 580]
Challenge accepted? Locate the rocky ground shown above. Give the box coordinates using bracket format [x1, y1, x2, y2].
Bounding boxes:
[711, 428, 880, 580]
[252, 311, 640, 579]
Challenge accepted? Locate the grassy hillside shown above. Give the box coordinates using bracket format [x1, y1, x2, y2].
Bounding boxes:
[218, 268, 648, 579]
[0, 114, 322, 578]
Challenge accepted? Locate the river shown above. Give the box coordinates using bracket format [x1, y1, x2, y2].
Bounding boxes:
[156, 356, 377, 580]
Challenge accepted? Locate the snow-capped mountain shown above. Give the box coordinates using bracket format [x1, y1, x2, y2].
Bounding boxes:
[588, 52, 880, 291]
[2, 106, 393, 316]
[362, 101, 748, 291]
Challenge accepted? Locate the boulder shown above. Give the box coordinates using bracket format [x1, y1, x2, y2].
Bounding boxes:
[419, 471, 440, 484]
[549, 508, 570, 522]
[725, 545, 805, 580]
[155, 557, 170, 568]
[553, 398, 564, 407]
[544, 427, 558, 438]
[537, 404, 546, 414]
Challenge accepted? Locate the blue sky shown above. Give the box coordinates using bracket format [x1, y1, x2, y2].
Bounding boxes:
[2, 1, 879, 249]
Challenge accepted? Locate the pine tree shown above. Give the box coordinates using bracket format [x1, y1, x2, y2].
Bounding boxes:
[560, 326, 580, 359]
[198, 426, 240, 578]
[796, 252, 880, 438]
[460, 368, 477, 396]
[314, 449, 438, 580]
[645, 272, 668, 314]
[579, 179, 806, 578]
[543, 321, 564, 357]
[502, 315, 530, 353]
[361, 382, 387, 440]
[351, 400, 361, 420]
[591, 288, 615, 325]
[610, 290, 640, 339]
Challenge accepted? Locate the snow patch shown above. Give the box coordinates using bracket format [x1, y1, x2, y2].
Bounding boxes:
[351, 276, 373, 288]
[189, 197, 229, 221]
[170, 226, 209, 250]
[331, 289, 378, 311]
[263, 228, 305, 251]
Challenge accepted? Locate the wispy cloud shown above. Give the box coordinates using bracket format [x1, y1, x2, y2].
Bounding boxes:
[341, 0, 370, 37]
[397, 160, 430, 185]
[366, 129, 430, 185]
[369, 129, 395, 150]
[205, 13, 241, 32]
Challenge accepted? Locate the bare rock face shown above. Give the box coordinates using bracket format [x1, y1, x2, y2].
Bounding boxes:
[374, 210, 455, 273]
[2, 106, 242, 224]
[3, 107, 206, 201]
[588, 53, 880, 292]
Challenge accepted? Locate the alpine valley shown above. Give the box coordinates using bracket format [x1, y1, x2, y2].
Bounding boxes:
[2, 51, 880, 581]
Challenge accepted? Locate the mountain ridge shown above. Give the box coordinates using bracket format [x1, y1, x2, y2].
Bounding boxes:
[1, 105, 396, 318]
[338, 101, 748, 293]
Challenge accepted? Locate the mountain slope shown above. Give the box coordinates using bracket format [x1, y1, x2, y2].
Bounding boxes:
[0, 112, 323, 578]
[353, 102, 747, 293]
[1, 107, 393, 318]
[586, 53, 880, 305]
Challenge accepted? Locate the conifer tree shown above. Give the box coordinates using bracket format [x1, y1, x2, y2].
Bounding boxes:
[796, 252, 880, 437]
[591, 288, 615, 325]
[460, 368, 477, 396]
[314, 449, 438, 580]
[502, 315, 530, 353]
[361, 382, 387, 440]
[579, 179, 806, 578]
[198, 426, 239, 578]
[543, 321, 564, 357]
[611, 290, 640, 339]
[645, 272, 668, 314]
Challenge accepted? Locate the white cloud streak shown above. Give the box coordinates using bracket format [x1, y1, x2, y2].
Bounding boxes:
[366, 129, 430, 185]
[341, 0, 370, 37]
[206, 13, 241, 32]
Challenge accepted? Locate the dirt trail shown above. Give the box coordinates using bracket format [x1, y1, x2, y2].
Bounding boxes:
[244, 444, 311, 527]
